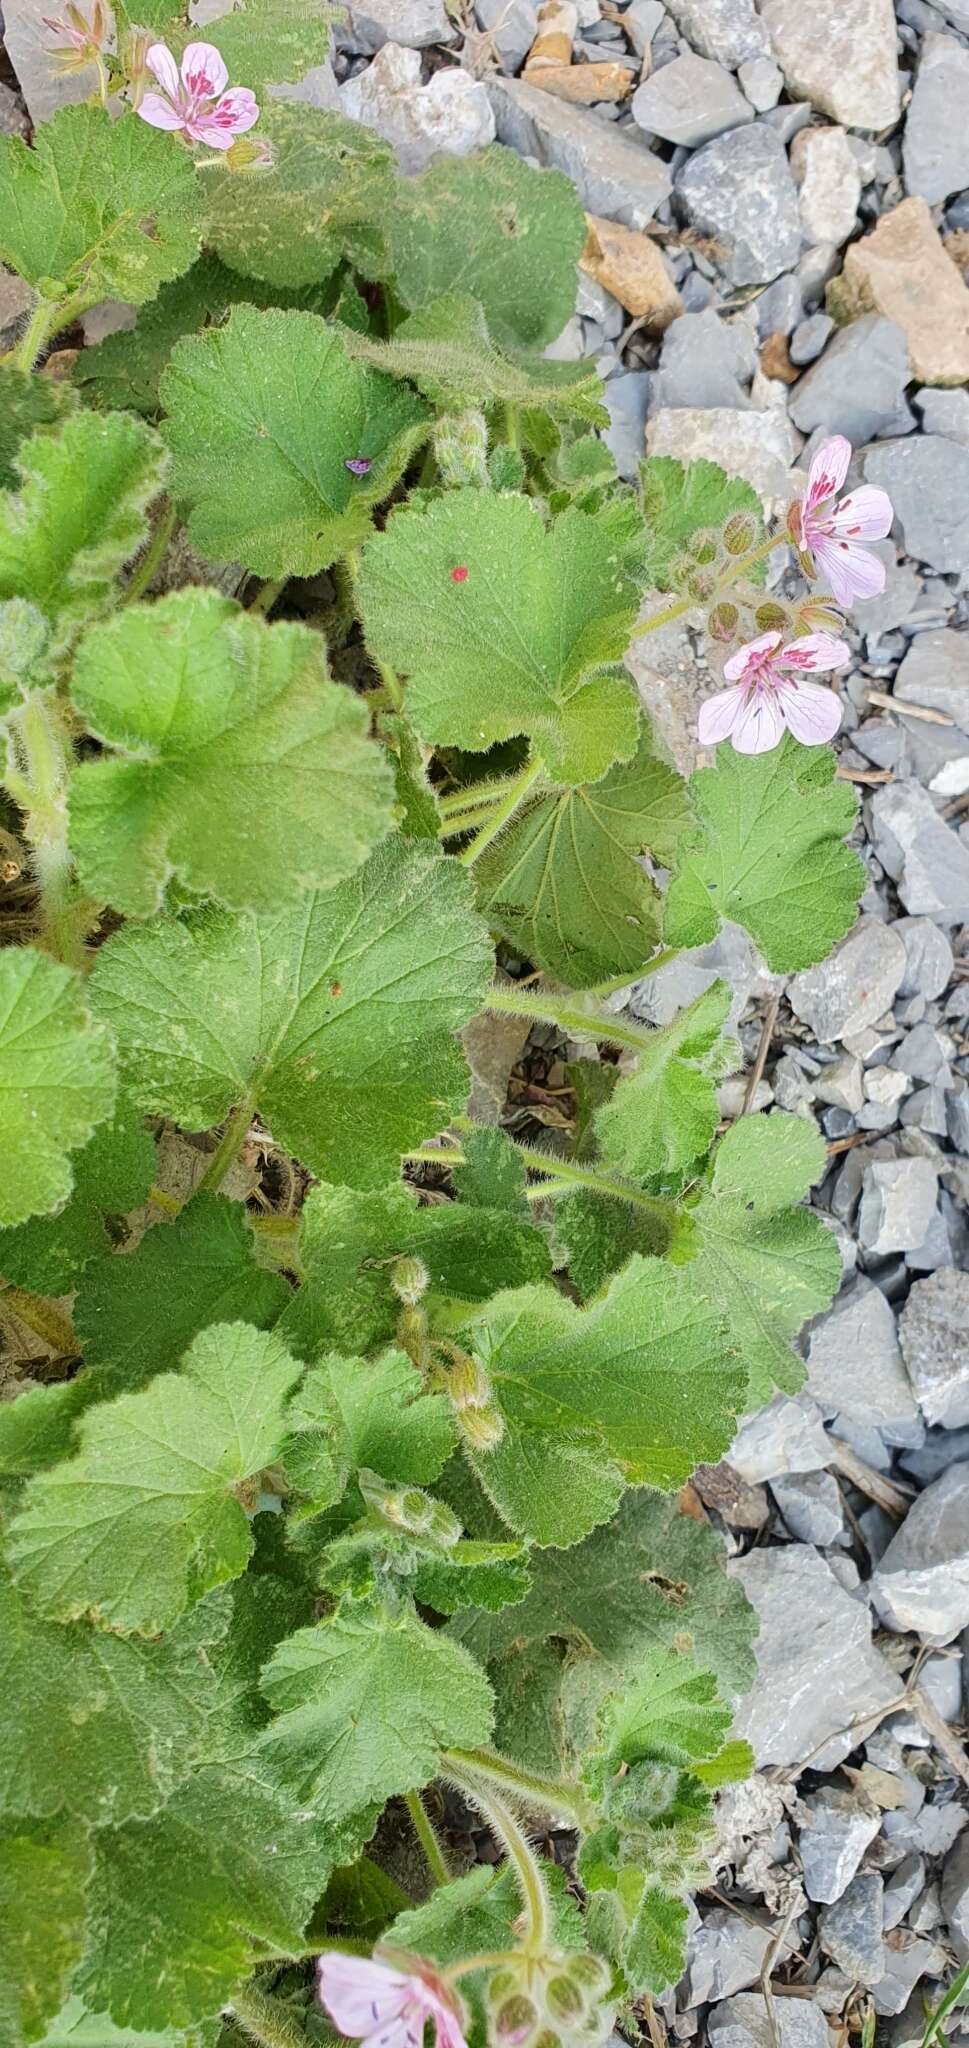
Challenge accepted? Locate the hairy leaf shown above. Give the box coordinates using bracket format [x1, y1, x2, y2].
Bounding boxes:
[90, 838, 492, 1190]
[0, 1822, 91, 2045]
[39, 1997, 218, 2048]
[359, 492, 642, 781]
[474, 725, 689, 985]
[205, 103, 396, 288]
[69, 590, 394, 916]
[0, 369, 76, 494]
[283, 1348, 455, 1512]
[195, 0, 337, 91]
[160, 305, 427, 576]
[595, 982, 735, 1185]
[685, 1112, 841, 1405]
[388, 146, 586, 353]
[7, 1323, 303, 1633]
[341, 294, 605, 426]
[0, 1098, 155, 1294]
[0, 948, 116, 1229]
[414, 1540, 531, 1616]
[0, 106, 201, 308]
[664, 735, 865, 972]
[0, 1380, 99, 1482]
[639, 456, 764, 594]
[259, 1602, 494, 1815]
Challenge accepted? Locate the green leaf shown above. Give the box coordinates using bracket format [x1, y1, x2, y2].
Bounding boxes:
[283, 1347, 455, 1512]
[451, 1126, 531, 1217]
[75, 1755, 360, 2032]
[277, 1177, 551, 1360]
[0, 1096, 155, 1294]
[388, 146, 586, 354]
[458, 1254, 742, 1545]
[449, 1483, 758, 1696]
[0, 369, 76, 494]
[205, 104, 396, 289]
[359, 492, 641, 782]
[195, 0, 337, 91]
[664, 734, 865, 972]
[0, 1569, 239, 1826]
[414, 1539, 531, 1615]
[474, 724, 689, 986]
[0, 948, 116, 1229]
[0, 1822, 91, 2045]
[0, 599, 51, 710]
[340, 294, 606, 427]
[90, 837, 493, 1190]
[7, 1323, 303, 1633]
[69, 589, 394, 917]
[555, 1188, 675, 1300]
[489, 1639, 567, 1774]
[160, 304, 428, 576]
[258, 1600, 494, 1816]
[0, 1379, 99, 1481]
[578, 1650, 734, 1778]
[639, 456, 764, 594]
[0, 106, 202, 308]
[74, 1195, 291, 1391]
[387, 1859, 584, 1967]
[685, 1112, 841, 1406]
[595, 982, 736, 1186]
[40, 1996, 219, 2048]
[0, 410, 167, 659]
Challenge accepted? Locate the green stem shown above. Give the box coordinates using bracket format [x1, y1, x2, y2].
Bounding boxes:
[194, 1097, 255, 1198]
[123, 499, 176, 605]
[446, 1772, 550, 1956]
[485, 983, 659, 1054]
[456, 758, 542, 868]
[9, 692, 93, 968]
[249, 576, 286, 617]
[514, 1144, 675, 1222]
[445, 1748, 594, 1830]
[438, 778, 517, 817]
[632, 594, 692, 640]
[227, 1983, 307, 2048]
[376, 659, 403, 712]
[404, 1789, 451, 1887]
[589, 946, 681, 998]
[438, 802, 503, 838]
[501, 403, 520, 453]
[442, 1951, 528, 1987]
[632, 531, 784, 641]
[403, 1143, 467, 1165]
[11, 294, 67, 373]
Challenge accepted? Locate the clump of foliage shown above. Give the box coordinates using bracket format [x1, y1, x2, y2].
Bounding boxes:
[0, 8, 873, 2047]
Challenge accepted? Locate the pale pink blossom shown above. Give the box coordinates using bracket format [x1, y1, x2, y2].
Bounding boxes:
[697, 630, 850, 755]
[137, 40, 259, 150]
[788, 435, 894, 610]
[318, 1952, 469, 2048]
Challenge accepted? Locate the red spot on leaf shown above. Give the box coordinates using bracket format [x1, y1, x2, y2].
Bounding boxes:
[451, 566, 469, 583]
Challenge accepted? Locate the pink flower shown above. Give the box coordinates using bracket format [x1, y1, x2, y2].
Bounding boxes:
[318, 1952, 469, 2048]
[42, 3, 107, 69]
[137, 40, 259, 150]
[788, 435, 894, 610]
[697, 630, 850, 755]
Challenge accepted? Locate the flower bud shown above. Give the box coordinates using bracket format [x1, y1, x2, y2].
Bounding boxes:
[562, 1954, 610, 1997]
[488, 1972, 518, 2008]
[707, 600, 739, 644]
[721, 509, 758, 556]
[686, 568, 717, 603]
[688, 529, 718, 565]
[224, 133, 275, 172]
[753, 600, 789, 635]
[797, 595, 846, 635]
[456, 1401, 504, 1451]
[434, 411, 490, 490]
[122, 30, 150, 107]
[544, 1977, 583, 2024]
[493, 1996, 539, 2044]
[429, 1500, 462, 1546]
[390, 1254, 429, 1305]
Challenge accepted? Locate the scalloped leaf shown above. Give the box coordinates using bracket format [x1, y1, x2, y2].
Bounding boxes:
[90, 838, 492, 1190]
[0, 106, 201, 308]
[639, 455, 765, 594]
[664, 734, 865, 972]
[0, 369, 76, 494]
[359, 492, 641, 782]
[0, 1098, 155, 1294]
[283, 1347, 455, 1514]
[69, 589, 394, 917]
[595, 981, 736, 1186]
[340, 294, 606, 426]
[0, 949, 116, 1229]
[0, 1821, 91, 2045]
[205, 103, 396, 289]
[387, 146, 586, 353]
[160, 304, 428, 576]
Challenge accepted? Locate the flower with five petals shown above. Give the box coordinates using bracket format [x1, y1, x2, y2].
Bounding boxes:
[318, 1951, 470, 2048]
[787, 434, 893, 609]
[137, 40, 259, 150]
[697, 630, 850, 756]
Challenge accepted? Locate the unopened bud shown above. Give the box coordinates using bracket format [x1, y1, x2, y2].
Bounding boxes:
[707, 600, 739, 643]
[122, 30, 150, 106]
[686, 568, 717, 603]
[456, 1401, 504, 1451]
[446, 1350, 491, 1409]
[564, 1955, 610, 1997]
[494, 1996, 539, 2045]
[428, 1500, 462, 1546]
[544, 1978, 583, 2024]
[721, 509, 758, 556]
[224, 133, 275, 172]
[797, 595, 845, 634]
[688, 528, 718, 565]
[753, 601, 789, 635]
[434, 411, 489, 490]
[390, 1254, 429, 1305]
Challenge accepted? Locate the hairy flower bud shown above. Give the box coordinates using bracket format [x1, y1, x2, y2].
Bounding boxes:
[122, 30, 150, 106]
[688, 528, 718, 565]
[493, 1996, 539, 2045]
[752, 600, 789, 635]
[707, 600, 740, 644]
[224, 134, 275, 171]
[560, 1954, 610, 1997]
[721, 509, 758, 556]
[544, 1978, 583, 2024]
[686, 568, 717, 603]
[434, 412, 490, 490]
[390, 1254, 430, 1305]
[456, 1401, 504, 1451]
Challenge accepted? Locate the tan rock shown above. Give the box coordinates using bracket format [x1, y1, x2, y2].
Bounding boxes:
[527, 60, 633, 102]
[524, 0, 577, 67]
[829, 197, 969, 387]
[760, 330, 798, 383]
[758, 0, 900, 131]
[580, 213, 682, 324]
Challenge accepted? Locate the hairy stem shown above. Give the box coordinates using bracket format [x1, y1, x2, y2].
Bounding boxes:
[485, 983, 659, 1054]
[9, 692, 94, 969]
[194, 1097, 256, 1198]
[457, 758, 542, 868]
[123, 499, 176, 606]
[438, 802, 503, 838]
[227, 1983, 308, 2048]
[249, 576, 287, 617]
[437, 778, 517, 817]
[446, 1770, 551, 1955]
[404, 1789, 451, 1887]
[11, 295, 67, 373]
[632, 530, 785, 643]
[515, 1144, 675, 1222]
[445, 1748, 594, 1830]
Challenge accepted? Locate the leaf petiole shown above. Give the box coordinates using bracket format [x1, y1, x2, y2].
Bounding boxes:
[404, 1788, 451, 1887]
[194, 1097, 256, 1199]
[456, 758, 543, 868]
[226, 1982, 308, 2048]
[123, 499, 176, 606]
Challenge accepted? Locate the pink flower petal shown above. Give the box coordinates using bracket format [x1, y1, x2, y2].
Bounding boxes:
[775, 632, 851, 674]
[181, 38, 228, 97]
[810, 534, 883, 609]
[360, 2021, 422, 2048]
[318, 1955, 412, 2039]
[775, 678, 843, 746]
[723, 629, 781, 683]
[137, 89, 185, 129]
[197, 86, 260, 134]
[697, 684, 746, 745]
[806, 434, 851, 511]
[826, 485, 894, 543]
[146, 40, 180, 97]
[731, 687, 786, 755]
[183, 113, 242, 146]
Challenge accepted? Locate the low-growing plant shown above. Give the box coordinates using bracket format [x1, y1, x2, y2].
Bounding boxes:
[0, 9, 893, 2046]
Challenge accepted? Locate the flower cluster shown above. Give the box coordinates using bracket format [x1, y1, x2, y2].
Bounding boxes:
[698, 435, 893, 757]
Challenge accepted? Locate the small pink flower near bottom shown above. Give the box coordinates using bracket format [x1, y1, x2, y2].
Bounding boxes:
[137, 40, 259, 149]
[318, 1951, 470, 2048]
[697, 630, 850, 755]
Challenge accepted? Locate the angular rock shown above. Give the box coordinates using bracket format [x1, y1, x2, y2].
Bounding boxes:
[893, 917, 955, 1000]
[830, 199, 969, 387]
[894, 630, 969, 731]
[867, 779, 969, 920]
[601, 369, 651, 480]
[645, 401, 797, 515]
[872, 1932, 948, 2017]
[654, 307, 753, 409]
[917, 1654, 962, 1722]
[789, 919, 907, 1045]
[340, 45, 495, 171]
[792, 126, 862, 248]
[728, 1393, 832, 1485]
[807, 1276, 919, 1431]
[858, 1157, 939, 1258]
[941, 1831, 969, 1962]
[675, 124, 802, 287]
[488, 75, 671, 226]
[883, 1854, 926, 1932]
[903, 33, 969, 207]
[345, 0, 453, 48]
[632, 52, 752, 148]
[682, 1909, 775, 2006]
[789, 312, 834, 365]
[0, 269, 32, 354]
[739, 56, 783, 112]
[758, 0, 900, 131]
[623, 0, 666, 58]
[0, 80, 29, 137]
[771, 1468, 847, 1547]
[798, 1787, 882, 1904]
[661, 0, 769, 65]
[475, 0, 540, 70]
[788, 315, 909, 444]
[708, 1997, 829, 2048]
[757, 273, 803, 337]
[916, 388, 969, 447]
[814, 1054, 865, 1114]
[581, 215, 682, 326]
[729, 1545, 900, 1770]
[820, 1873, 886, 1986]
[872, 1462, 969, 1643]
[899, 1270, 969, 1431]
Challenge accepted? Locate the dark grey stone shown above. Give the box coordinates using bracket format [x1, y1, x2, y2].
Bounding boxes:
[788, 316, 910, 444]
[903, 33, 969, 205]
[632, 51, 753, 147]
[864, 438, 969, 577]
[819, 1873, 886, 1987]
[488, 76, 672, 227]
[674, 123, 802, 286]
